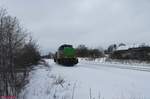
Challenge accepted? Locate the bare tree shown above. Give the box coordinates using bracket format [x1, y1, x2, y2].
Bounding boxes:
[0, 8, 41, 98]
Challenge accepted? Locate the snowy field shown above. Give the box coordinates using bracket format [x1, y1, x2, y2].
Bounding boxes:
[20, 59, 150, 99]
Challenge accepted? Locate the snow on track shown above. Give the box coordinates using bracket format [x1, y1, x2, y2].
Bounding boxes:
[79, 61, 150, 72]
[47, 59, 150, 99]
[20, 59, 150, 99]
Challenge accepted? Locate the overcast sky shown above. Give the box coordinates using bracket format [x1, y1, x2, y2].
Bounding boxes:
[0, 0, 150, 53]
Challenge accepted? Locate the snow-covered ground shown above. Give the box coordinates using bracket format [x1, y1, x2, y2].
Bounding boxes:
[20, 59, 150, 99]
[79, 58, 150, 72]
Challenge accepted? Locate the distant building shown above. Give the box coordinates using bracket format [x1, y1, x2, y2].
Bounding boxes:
[110, 46, 150, 61]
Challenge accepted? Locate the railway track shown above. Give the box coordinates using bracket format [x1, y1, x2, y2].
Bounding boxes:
[78, 62, 150, 72]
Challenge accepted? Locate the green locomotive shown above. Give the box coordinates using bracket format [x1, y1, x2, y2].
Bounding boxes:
[54, 44, 78, 66]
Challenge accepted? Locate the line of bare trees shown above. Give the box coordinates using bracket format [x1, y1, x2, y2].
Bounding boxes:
[0, 8, 41, 98]
[75, 45, 104, 58]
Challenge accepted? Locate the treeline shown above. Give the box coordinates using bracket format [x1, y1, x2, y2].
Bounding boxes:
[75, 45, 104, 58]
[45, 43, 150, 62]
[0, 8, 41, 97]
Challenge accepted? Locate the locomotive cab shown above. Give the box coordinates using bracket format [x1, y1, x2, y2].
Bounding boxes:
[54, 44, 78, 66]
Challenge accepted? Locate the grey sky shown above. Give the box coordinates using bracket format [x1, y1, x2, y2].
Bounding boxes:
[0, 0, 150, 53]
